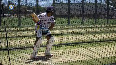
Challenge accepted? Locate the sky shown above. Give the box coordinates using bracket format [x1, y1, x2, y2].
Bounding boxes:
[2, 0, 53, 7]
[2, 0, 106, 7]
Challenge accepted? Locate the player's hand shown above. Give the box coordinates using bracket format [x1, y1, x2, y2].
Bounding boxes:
[49, 22, 55, 30]
[48, 27, 52, 30]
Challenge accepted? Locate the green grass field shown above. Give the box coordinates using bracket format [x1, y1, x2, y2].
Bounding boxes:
[0, 41, 115, 65]
[0, 17, 116, 65]
[1, 17, 116, 27]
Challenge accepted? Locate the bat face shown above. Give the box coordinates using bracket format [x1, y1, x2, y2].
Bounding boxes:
[31, 13, 37, 18]
[31, 13, 39, 23]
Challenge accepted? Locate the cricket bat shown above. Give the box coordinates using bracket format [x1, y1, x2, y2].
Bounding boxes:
[30, 13, 39, 23]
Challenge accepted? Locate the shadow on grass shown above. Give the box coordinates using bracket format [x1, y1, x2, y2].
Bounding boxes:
[0, 63, 3, 65]
[25, 55, 52, 64]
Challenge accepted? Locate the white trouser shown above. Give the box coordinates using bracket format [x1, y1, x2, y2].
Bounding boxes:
[45, 36, 54, 55]
[31, 36, 54, 57]
[31, 37, 42, 58]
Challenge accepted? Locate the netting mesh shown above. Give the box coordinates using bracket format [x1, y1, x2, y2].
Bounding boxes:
[0, 0, 116, 65]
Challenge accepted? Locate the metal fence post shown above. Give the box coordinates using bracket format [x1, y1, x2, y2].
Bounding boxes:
[18, 0, 21, 26]
[3, 14, 11, 65]
[53, 0, 55, 8]
[68, 0, 70, 25]
[0, 0, 1, 26]
[95, 0, 97, 24]
[107, 0, 109, 24]
[36, 0, 39, 14]
[53, 0, 56, 17]
[82, 0, 84, 25]
[25, 0, 27, 7]
[25, 0, 27, 17]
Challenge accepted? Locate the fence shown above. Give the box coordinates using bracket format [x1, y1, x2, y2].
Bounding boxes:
[0, 0, 116, 65]
[0, 0, 116, 27]
[53, 0, 116, 25]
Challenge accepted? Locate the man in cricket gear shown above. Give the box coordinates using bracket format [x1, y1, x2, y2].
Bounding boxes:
[30, 6, 55, 59]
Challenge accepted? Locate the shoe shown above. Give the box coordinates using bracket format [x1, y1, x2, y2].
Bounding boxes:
[30, 53, 38, 59]
[44, 53, 53, 57]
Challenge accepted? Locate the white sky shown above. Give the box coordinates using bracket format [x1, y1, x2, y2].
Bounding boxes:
[2, 0, 106, 7]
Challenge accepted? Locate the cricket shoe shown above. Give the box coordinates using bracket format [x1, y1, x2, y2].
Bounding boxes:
[30, 53, 38, 59]
[44, 53, 53, 57]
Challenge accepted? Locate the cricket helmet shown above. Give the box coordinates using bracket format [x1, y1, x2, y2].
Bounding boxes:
[46, 6, 55, 13]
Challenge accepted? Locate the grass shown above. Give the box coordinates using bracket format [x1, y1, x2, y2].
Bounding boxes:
[0, 31, 116, 49]
[60, 56, 116, 65]
[0, 41, 115, 65]
[1, 17, 116, 27]
[0, 40, 115, 56]
[0, 24, 116, 49]
[1, 26, 116, 36]
[0, 17, 116, 65]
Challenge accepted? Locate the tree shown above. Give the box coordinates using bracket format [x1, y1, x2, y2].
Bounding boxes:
[110, 0, 116, 8]
[20, 6, 27, 14]
[105, 0, 116, 8]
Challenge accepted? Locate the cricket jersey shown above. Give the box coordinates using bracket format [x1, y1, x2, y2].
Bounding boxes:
[35, 12, 55, 32]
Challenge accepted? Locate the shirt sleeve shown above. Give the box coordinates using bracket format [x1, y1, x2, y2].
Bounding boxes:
[37, 14, 42, 25]
[50, 16, 55, 23]
[37, 15, 40, 19]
